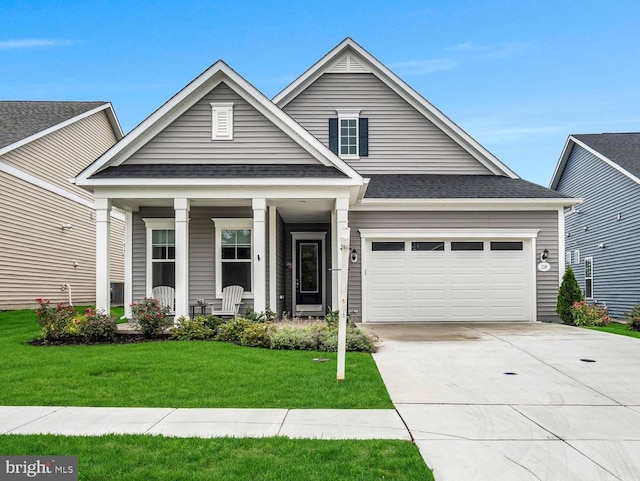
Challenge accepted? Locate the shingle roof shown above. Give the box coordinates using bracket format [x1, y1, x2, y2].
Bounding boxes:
[573, 133, 640, 179]
[91, 163, 348, 179]
[365, 174, 569, 199]
[0, 101, 106, 149]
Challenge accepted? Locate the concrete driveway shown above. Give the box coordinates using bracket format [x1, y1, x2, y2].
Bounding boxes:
[366, 322, 640, 481]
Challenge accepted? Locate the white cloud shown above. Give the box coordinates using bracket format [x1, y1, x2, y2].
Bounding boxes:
[0, 39, 73, 50]
[388, 58, 458, 75]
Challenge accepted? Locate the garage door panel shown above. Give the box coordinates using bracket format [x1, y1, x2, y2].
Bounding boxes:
[366, 237, 532, 323]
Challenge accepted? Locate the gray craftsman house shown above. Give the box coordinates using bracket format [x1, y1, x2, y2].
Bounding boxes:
[76, 38, 575, 323]
[551, 133, 640, 318]
[0, 101, 124, 309]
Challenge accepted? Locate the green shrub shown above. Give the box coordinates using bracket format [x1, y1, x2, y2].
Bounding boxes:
[243, 307, 276, 323]
[557, 266, 583, 323]
[169, 316, 214, 340]
[324, 309, 354, 329]
[197, 315, 225, 331]
[319, 327, 377, 353]
[35, 298, 77, 341]
[130, 297, 171, 338]
[571, 301, 610, 327]
[268, 323, 323, 350]
[624, 305, 640, 331]
[81, 308, 117, 342]
[215, 318, 252, 343]
[239, 322, 274, 348]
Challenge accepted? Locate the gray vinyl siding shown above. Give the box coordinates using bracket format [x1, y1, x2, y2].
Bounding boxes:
[282, 73, 492, 175]
[348, 210, 559, 321]
[556, 145, 640, 318]
[0, 171, 122, 309]
[132, 206, 254, 312]
[1, 111, 116, 202]
[125, 82, 321, 165]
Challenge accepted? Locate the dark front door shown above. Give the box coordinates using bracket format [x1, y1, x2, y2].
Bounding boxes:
[295, 239, 323, 308]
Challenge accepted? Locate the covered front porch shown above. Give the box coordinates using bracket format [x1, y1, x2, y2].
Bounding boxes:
[94, 188, 353, 320]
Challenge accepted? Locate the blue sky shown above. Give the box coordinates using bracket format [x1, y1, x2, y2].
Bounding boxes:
[2, 0, 639, 186]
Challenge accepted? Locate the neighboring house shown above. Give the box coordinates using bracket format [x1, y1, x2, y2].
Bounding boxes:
[0, 101, 125, 309]
[76, 38, 576, 323]
[551, 133, 640, 318]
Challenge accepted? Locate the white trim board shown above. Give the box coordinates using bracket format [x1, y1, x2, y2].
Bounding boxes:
[0, 160, 125, 221]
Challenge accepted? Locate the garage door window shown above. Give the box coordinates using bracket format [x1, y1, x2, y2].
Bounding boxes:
[412, 241, 445, 251]
[371, 241, 405, 251]
[451, 241, 484, 251]
[490, 241, 523, 251]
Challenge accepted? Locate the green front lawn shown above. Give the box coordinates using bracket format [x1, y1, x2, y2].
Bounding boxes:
[0, 309, 393, 409]
[0, 434, 433, 481]
[589, 322, 640, 339]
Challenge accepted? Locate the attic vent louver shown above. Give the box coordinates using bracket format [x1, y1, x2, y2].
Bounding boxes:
[328, 54, 370, 73]
[211, 102, 234, 140]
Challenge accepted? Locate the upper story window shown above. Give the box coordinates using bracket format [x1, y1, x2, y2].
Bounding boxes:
[328, 109, 368, 159]
[211, 102, 234, 140]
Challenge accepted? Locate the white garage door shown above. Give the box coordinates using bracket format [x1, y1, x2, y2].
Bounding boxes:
[364, 239, 533, 322]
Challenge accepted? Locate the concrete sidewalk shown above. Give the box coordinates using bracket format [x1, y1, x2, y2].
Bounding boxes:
[0, 406, 411, 440]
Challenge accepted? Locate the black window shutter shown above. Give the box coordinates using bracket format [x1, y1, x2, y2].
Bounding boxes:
[328, 118, 338, 154]
[359, 118, 368, 157]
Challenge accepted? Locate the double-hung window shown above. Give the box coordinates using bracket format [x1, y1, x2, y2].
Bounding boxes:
[213, 218, 252, 297]
[329, 109, 368, 159]
[143, 218, 175, 292]
[584, 257, 593, 298]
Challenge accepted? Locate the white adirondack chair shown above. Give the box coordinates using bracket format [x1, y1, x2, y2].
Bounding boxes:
[151, 286, 175, 313]
[209, 285, 244, 318]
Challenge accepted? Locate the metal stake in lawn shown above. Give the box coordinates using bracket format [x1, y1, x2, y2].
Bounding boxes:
[337, 227, 350, 382]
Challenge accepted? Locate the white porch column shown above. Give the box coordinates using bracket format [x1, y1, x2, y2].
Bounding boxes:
[174, 198, 190, 320]
[124, 209, 133, 318]
[95, 198, 111, 313]
[252, 198, 267, 313]
[335, 197, 349, 382]
[268, 205, 277, 313]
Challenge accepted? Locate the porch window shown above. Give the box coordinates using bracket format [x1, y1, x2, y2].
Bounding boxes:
[143, 218, 176, 292]
[213, 218, 252, 297]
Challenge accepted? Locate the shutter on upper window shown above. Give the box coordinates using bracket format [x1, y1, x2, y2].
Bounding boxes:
[359, 118, 368, 157]
[328, 118, 338, 154]
[211, 103, 234, 140]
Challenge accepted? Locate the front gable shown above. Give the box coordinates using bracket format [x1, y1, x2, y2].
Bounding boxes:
[77, 61, 361, 186]
[274, 39, 518, 178]
[123, 82, 321, 166]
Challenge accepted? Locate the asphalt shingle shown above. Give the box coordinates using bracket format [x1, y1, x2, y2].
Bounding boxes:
[573, 133, 640, 179]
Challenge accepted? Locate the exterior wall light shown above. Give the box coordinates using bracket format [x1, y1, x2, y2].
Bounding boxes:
[540, 248, 549, 262]
[350, 249, 358, 263]
[61, 223, 73, 230]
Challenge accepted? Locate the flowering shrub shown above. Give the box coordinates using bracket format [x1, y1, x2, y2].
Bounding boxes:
[130, 298, 171, 338]
[571, 301, 610, 327]
[82, 308, 117, 342]
[35, 298, 77, 341]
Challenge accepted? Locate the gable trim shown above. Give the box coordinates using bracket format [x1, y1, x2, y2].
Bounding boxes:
[0, 103, 123, 158]
[273, 38, 518, 179]
[76, 62, 362, 185]
[550, 135, 640, 190]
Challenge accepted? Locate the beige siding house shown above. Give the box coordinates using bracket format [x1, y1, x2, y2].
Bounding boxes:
[77, 39, 577, 323]
[0, 101, 124, 309]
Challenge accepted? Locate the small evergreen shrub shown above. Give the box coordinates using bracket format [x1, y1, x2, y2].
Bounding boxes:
[319, 327, 377, 353]
[130, 297, 171, 338]
[215, 318, 252, 343]
[81, 308, 117, 342]
[169, 316, 214, 340]
[571, 301, 610, 327]
[239, 322, 273, 348]
[324, 309, 354, 329]
[557, 266, 583, 323]
[624, 305, 640, 331]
